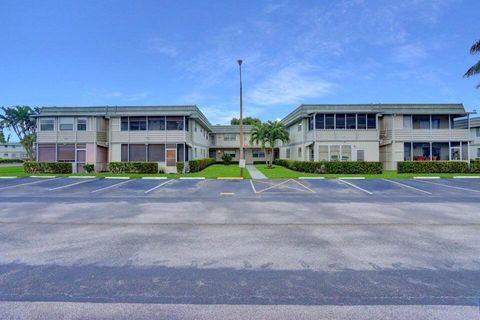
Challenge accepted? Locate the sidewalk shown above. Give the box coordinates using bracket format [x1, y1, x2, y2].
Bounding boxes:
[246, 165, 267, 179]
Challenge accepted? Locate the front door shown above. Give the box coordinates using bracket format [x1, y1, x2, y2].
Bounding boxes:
[166, 149, 177, 167]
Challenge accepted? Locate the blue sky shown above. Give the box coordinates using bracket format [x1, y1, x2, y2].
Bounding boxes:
[1, 0, 479, 128]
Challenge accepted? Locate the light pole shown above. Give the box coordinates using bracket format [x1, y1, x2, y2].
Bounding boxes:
[238, 59, 244, 177]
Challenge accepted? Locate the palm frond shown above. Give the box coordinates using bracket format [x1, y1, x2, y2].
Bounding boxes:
[464, 61, 480, 78]
[470, 40, 480, 54]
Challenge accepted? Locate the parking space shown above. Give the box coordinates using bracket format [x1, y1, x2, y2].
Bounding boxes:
[1, 177, 480, 200]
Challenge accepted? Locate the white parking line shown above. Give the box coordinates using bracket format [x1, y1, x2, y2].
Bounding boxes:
[220, 192, 235, 195]
[413, 176, 440, 179]
[415, 179, 480, 193]
[144, 179, 175, 194]
[141, 177, 167, 180]
[105, 177, 130, 180]
[91, 179, 134, 193]
[30, 175, 56, 178]
[249, 180, 258, 193]
[48, 179, 97, 191]
[0, 178, 56, 191]
[338, 177, 365, 180]
[453, 176, 480, 179]
[292, 179, 316, 193]
[337, 179, 373, 195]
[180, 177, 205, 180]
[382, 179, 432, 195]
[298, 177, 324, 179]
[68, 176, 96, 179]
[0, 176, 17, 179]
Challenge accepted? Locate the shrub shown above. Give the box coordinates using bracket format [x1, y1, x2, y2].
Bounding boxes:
[23, 161, 72, 174]
[108, 162, 158, 174]
[470, 159, 480, 173]
[176, 162, 185, 173]
[0, 158, 24, 163]
[273, 159, 383, 174]
[188, 158, 215, 173]
[83, 164, 95, 173]
[397, 161, 470, 173]
[221, 153, 233, 165]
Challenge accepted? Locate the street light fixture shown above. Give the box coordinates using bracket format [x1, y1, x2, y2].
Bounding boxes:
[237, 59, 244, 177]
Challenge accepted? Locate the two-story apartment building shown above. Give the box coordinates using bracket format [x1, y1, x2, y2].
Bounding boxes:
[279, 104, 471, 170]
[455, 117, 480, 160]
[0, 143, 27, 159]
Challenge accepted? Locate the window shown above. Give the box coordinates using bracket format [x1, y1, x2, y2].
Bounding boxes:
[121, 117, 129, 131]
[308, 116, 314, 131]
[224, 134, 236, 141]
[325, 114, 335, 129]
[77, 118, 87, 131]
[40, 118, 55, 131]
[432, 142, 449, 160]
[315, 114, 325, 129]
[335, 114, 346, 129]
[298, 147, 302, 158]
[404, 142, 412, 161]
[129, 144, 147, 161]
[148, 144, 165, 162]
[59, 117, 74, 131]
[476, 128, 480, 137]
[413, 115, 430, 129]
[38, 144, 56, 161]
[57, 144, 75, 162]
[346, 114, 356, 129]
[286, 148, 290, 159]
[403, 115, 412, 129]
[357, 114, 366, 129]
[431, 115, 449, 129]
[367, 114, 376, 129]
[357, 150, 365, 161]
[185, 117, 189, 131]
[477, 148, 480, 158]
[166, 116, 184, 130]
[330, 145, 340, 160]
[148, 116, 165, 130]
[223, 150, 236, 158]
[177, 144, 184, 162]
[318, 145, 328, 160]
[121, 144, 128, 161]
[413, 142, 430, 160]
[297, 123, 302, 132]
[252, 150, 265, 158]
[450, 142, 461, 160]
[341, 145, 352, 161]
[129, 117, 147, 131]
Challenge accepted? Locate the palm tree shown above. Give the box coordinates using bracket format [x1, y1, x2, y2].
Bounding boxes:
[250, 121, 289, 168]
[464, 40, 480, 88]
[0, 106, 38, 159]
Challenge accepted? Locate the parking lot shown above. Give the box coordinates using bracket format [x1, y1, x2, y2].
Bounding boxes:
[0, 176, 479, 201]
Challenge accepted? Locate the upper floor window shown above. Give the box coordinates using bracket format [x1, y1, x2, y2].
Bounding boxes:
[476, 128, 480, 137]
[224, 134, 236, 141]
[148, 116, 165, 130]
[335, 114, 346, 129]
[129, 117, 147, 131]
[308, 116, 314, 131]
[357, 114, 366, 129]
[40, 118, 55, 131]
[166, 116, 184, 130]
[297, 123, 302, 132]
[346, 114, 356, 129]
[77, 118, 87, 131]
[367, 114, 376, 129]
[325, 114, 335, 129]
[413, 115, 430, 129]
[121, 117, 129, 131]
[59, 117, 74, 131]
[315, 114, 325, 129]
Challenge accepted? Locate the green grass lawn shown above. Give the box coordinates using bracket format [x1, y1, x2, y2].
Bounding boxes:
[0, 164, 251, 179]
[254, 164, 480, 179]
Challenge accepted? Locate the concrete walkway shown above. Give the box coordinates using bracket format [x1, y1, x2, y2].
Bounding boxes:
[246, 164, 267, 179]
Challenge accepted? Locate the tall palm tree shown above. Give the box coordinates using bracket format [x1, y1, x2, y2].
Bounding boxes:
[264, 120, 289, 168]
[464, 40, 480, 88]
[249, 122, 269, 167]
[0, 106, 38, 159]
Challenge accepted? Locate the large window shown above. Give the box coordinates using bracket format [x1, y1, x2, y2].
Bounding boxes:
[431, 115, 449, 129]
[315, 114, 325, 129]
[129, 144, 147, 161]
[403, 115, 412, 128]
[357, 114, 366, 129]
[121, 117, 129, 131]
[129, 117, 147, 131]
[148, 144, 165, 161]
[318, 145, 328, 160]
[38, 144, 56, 161]
[40, 118, 55, 131]
[57, 144, 75, 162]
[404, 142, 412, 160]
[252, 149, 265, 158]
[224, 134, 236, 141]
[77, 118, 87, 131]
[413, 115, 430, 129]
[166, 116, 184, 130]
[432, 142, 449, 160]
[325, 114, 335, 129]
[335, 114, 346, 129]
[367, 114, 376, 129]
[148, 117, 165, 130]
[318, 145, 352, 161]
[59, 117, 74, 131]
[346, 114, 356, 129]
[223, 150, 236, 158]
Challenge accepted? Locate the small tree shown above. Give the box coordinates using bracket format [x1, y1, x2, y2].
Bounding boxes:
[250, 121, 289, 168]
[221, 153, 233, 165]
[249, 122, 269, 167]
[0, 106, 38, 160]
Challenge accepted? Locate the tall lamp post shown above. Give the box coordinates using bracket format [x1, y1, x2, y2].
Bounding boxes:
[238, 59, 244, 177]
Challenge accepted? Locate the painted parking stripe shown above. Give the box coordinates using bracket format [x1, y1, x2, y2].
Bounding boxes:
[0, 176, 17, 179]
[48, 179, 97, 191]
[30, 175, 56, 178]
[180, 177, 205, 180]
[91, 179, 134, 193]
[0, 178, 56, 190]
[68, 176, 96, 179]
[337, 179, 373, 195]
[220, 192, 235, 195]
[292, 179, 316, 193]
[249, 180, 258, 193]
[144, 179, 175, 194]
[298, 177, 324, 179]
[105, 177, 130, 180]
[415, 179, 480, 193]
[382, 179, 432, 195]
[453, 176, 480, 179]
[413, 176, 440, 179]
[141, 177, 167, 180]
[338, 177, 365, 180]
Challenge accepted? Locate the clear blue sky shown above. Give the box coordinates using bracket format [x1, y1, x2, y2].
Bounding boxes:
[1, 0, 479, 128]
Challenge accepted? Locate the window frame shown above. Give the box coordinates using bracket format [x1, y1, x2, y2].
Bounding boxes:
[77, 118, 87, 131]
[39, 118, 55, 131]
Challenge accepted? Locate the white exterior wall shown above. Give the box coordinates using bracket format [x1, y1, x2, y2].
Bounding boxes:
[191, 119, 210, 159]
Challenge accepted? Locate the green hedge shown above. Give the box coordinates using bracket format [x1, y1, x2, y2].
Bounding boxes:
[189, 158, 215, 173]
[274, 159, 383, 174]
[397, 161, 470, 173]
[108, 162, 158, 174]
[471, 160, 480, 173]
[0, 158, 24, 163]
[23, 161, 72, 174]
[176, 162, 185, 173]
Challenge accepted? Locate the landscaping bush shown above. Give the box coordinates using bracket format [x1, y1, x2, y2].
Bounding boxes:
[0, 158, 24, 163]
[273, 159, 383, 174]
[188, 158, 215, 173]
[221, 153, 233, 165]
[176, 161, 185, 173]
[83, 163, 95, 173]
[23, 161, 72, 174]
[397, 161, 470, 173]
[108, 162, 158, 174]
[470, 159, 480, 173]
